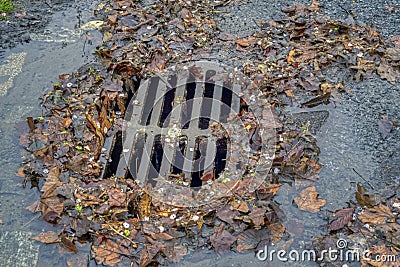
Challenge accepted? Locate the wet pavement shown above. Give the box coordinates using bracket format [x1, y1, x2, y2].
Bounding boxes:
[0, 0, 101, 266]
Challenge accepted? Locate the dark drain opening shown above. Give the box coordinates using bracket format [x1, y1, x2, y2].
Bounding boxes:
[149, 135, 163, 184]
[215, 137, 228, 177]
[191, 136, 207, 187]
[182, 74, 196, 129]
[103, 78, 138, 178]
[159, 74, 177, 128]
[127, 132, 146, 180]
[171, 136, 187, 176]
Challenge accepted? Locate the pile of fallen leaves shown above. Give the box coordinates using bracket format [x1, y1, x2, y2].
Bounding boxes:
[313, 184, 400, 266]
[18, 0, 400, 266]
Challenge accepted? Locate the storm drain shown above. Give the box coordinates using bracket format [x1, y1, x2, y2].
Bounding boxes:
[102, 61, 276, 207]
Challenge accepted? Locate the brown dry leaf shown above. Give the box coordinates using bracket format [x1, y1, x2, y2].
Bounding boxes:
[287, 49, 296, 64]
[26, 200, 41, 213]
[358, 204, 394, 225]
[249, 207, 266, 228]
[234, 37, 256, 47]
[147, 50, 165, 72]
[164, 244, 188, 263]
[95, 239, 130, 267]
[385, 5, 398, 12]
[284, 89, 295, 98]
[137, 191, 152, 219]
[108, 187, 126, 207]
[329, 208, 354, 231]
[361, 245, 399, 267]
[41, 166, 62, 198]
[355, 183, 381, 207]
[31, 231, 59, 244]
[269, 222, 286, 243]
[216, 205, 237, 225]
[61, 117, 72, 128]
[377, 60, 399, 84]
[390, 36, 400, 47]
[16, 167, 25, 177]
[210, 224, 236, 254]
[308, 0, 319, 11]
[294, 186, 326, 213]
[67, 254, 88, 267]
[236, 229, 262, 252]
[230, 201, 249, 213]
[60, 236, 78, 253]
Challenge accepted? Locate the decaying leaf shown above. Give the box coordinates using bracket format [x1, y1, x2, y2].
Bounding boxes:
[329, 208, 354, 231]
[234, 37, 256, 47]
[355, 184, 381, 207]
[210, 224, 236, 254]
[358, 205, 394, 225]
[108, 187, 126, 207]
[294, 186, 326, 213]
[60, 235, 78, 253]
[249, 207, 266, 228]
[269, 221, 286, 243]
[164, 244, 188, 263]
[31, 231, 59, 244]
[236, 229, 263, 252]
[361, 245, 399, 267]
[95, 239, 130, 267]
[230, 201, 250, 213]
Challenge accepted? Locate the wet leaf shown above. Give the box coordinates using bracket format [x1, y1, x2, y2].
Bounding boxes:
[329, 208, 354, 231]
[210, 224, 236, 254]
[378, 116, 393, 138]
[230, 201, 249, 213]
[236, 229, 263, 252]
[234, 37, 256, 47]
[358, 205, 394, 225]
[95, 239, 130, 266]
[269, 221, 286, 243]
[80, 20, 104, 30]
[108, 187, 126, 207]
[60, 235, 78, 253]
[249, 207, 266, 228]
[216, 206, 237, 225]
[294, 186, 326, 213]
[361, 245, 399, 267]
[31, 231, 59, 244]
[164, 244, 188, 263]
[355, 184, 381, 207]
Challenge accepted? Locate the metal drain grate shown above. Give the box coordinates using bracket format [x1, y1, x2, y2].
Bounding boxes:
[102, 61, 275, 207]
[121, 62, 241, 183]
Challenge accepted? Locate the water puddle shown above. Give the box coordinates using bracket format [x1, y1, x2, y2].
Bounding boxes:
[0, 0, 101, 265]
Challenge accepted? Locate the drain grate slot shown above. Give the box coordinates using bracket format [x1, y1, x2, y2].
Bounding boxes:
[191, 136, 207, 187]
[149, 134, 163, 184]
[159, 75, 177, 128]
[181, 74, 197, 129]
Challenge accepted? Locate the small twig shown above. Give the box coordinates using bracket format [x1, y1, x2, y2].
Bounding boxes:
[352, 168, 375, 190]
[130, 19, 153, 32]
[20, 213, 41, 229]
[107, 224, 140, 246]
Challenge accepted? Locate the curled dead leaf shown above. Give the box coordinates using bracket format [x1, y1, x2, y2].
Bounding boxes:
[294, 186, 326, 213]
